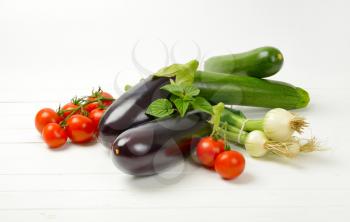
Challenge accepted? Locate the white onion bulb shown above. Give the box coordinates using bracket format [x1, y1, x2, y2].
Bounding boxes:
[245, 130, 268, 157]
[263, 108, 307, 142]
[244, 130, 317, 158]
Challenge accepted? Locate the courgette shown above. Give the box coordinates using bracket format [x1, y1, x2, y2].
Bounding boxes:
[194, 71, 309, 109]
[204, 46, 284, 78]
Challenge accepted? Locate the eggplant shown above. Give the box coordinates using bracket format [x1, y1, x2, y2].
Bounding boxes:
[112, 111, 211, 176]
[97, 76, 170, 148]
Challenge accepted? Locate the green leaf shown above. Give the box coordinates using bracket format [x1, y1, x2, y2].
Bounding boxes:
[150, 60, 200, 119]
[210, 102, 225, 136]
[161, 84, 200, 101]
[154, 64, 184, 78]
[160, 84, 184, 97]
[173, 99, 190, 117]
[191, 97, 213, 114]
[153, 60, 199, 86]
[175, 60, 199, 85]
[183, 85, 200, 98]
[145, 99, 174, 118]
[169, 94, 179, 103]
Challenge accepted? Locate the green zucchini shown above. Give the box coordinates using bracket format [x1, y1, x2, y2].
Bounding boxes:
[204, 46, 284, 78]
[194, 71, 309, 110]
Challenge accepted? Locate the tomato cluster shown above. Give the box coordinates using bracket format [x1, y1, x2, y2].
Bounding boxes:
[34, 88, 114, 149]
[196, 137, 245, 180]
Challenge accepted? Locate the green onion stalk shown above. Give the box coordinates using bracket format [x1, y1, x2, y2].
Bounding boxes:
[218, 108, 317, 158]
[221, 108, 308, 142]
[217, 122, 317, 158]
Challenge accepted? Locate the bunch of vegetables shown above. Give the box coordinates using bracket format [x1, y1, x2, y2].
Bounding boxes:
[97, 46, 318, 180]
[34, 88, 114, 148]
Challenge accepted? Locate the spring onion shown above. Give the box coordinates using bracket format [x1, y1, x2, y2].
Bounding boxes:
[221, 108, 308, 142]
[220, 128, 317, 158]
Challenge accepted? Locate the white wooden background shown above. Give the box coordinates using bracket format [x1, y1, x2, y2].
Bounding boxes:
[1, 0, 349, 221]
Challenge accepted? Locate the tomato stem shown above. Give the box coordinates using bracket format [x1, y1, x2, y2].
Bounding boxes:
[59, 95, 115, 127]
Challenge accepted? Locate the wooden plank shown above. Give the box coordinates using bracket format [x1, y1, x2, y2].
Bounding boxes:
[0, 143, 116, 174]
[0, 143, 345, 189]
[0, 170, 349, 192]
[0, 189, 349, 210]
[0, 207, 347, 222]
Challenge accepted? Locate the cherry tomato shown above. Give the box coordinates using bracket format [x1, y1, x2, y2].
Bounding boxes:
[85, 101, 99, 113]
[66, 114, 95, 143]
[196, 137, 225, 167]
[88, 108, 105, 129]
[35, 108, 62, 133]
[215, 150, 245, 180]
[85, 91, 113, 112]
[42, 123, 67, 148]
[62, 102, 79, 118]
[100, 92, 113, 106]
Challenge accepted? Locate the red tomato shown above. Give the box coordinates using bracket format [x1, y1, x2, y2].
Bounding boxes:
[42, 123, 67, 148]
[85, 91, 113, 112]
[85, 101, 99, 113]
[88, 108, 105, 129]
[215, 150, 245, 180]
[66, 114, 96, 143]
[100, 92, 113, 106]
[62, 102, 79, 118]
[196, 137, 225, 167]
[35, 108, 62, 133]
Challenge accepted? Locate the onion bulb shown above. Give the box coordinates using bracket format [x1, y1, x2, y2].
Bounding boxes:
[263, 108, 308, 142]
[244, 130, 317, 158]
[244, 130, 268, 157]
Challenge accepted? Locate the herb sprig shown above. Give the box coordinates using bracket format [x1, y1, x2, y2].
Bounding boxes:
[146, 60, 213, 118]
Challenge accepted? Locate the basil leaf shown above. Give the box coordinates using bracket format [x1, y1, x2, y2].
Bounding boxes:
[162, 84, 200, 101]
[210, 102, 225, 136]
[154, 64, 184, 78]
[160, 84, 184, 97]
[169, 94, 179, 103]
[175, 60, 199, 85]
[183, 85, 200, 98]
[145, 99, 174, 118]
[150, 60, 200, 119]
[191, 97, 213, 114]
[154, 60, 198, 85]
[173, 99, 190, 117]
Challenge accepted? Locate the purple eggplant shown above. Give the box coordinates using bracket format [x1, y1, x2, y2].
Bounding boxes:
[112, 111, 211, 176]
[97, 76, 170, 148]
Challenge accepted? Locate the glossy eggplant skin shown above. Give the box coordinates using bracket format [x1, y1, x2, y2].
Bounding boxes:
[112, 111, 211, 176]
[97, 76, 170, 148]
